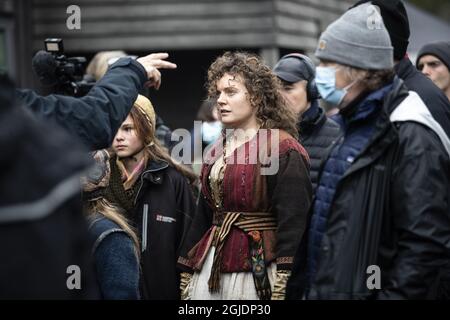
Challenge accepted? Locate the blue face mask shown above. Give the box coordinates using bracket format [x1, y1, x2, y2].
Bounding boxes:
[202, 121, 222, 144]
[315, 66, 357, 106]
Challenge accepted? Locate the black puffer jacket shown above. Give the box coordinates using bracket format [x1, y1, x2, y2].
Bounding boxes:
[298, 101, 342, 192]
[287, 78, 450, 300]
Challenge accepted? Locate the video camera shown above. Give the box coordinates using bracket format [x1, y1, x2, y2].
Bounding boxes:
[32, 38, 95, 97]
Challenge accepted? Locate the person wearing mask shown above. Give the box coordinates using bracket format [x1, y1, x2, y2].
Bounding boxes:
[287, 3, 450, 300]
[273, 53, 341, 191]
[349, 0, 450, 300]
[85, 51, 177, 151]
[190, 98, 222, 175]
[350, 0, 450, 138]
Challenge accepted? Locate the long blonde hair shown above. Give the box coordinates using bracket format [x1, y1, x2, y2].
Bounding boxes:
[86, 198, 140, 259]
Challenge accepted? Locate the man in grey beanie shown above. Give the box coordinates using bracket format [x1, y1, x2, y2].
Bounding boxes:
[287, 2, 450, 300]
[417, 41, 450, 101]
[349, 0, 450, 138]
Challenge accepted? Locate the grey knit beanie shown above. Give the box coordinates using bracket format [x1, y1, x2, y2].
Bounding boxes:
[315, 3, 394, 70]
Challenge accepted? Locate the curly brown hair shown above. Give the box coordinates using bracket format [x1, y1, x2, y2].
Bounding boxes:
[207, 51, 299, 139]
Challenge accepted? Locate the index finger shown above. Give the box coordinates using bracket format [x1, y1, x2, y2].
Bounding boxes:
[150, 60, 177, 69]
[145, 52, 169, 60]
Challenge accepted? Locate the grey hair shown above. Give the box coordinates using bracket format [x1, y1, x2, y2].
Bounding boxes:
[342, 65, 395, 91]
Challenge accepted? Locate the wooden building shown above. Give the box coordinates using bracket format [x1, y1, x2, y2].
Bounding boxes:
[8, 0, 354, 129]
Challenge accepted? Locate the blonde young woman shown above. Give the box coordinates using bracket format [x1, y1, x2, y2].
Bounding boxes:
[87, 95, 197, 299]
[83, 153, 141, 299]
[177, 52, 313, 300]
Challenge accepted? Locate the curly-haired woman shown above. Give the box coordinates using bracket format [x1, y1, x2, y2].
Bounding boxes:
[177, 51, 313, 300]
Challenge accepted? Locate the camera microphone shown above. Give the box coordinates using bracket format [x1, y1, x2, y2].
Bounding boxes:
[32, 50, 58, 86]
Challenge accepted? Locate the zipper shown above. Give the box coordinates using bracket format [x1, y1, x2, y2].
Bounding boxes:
[133, 163, 169, 205]
[314, 133, 345, 200]
[309, 133, 344, 248]
[134, 172, 147, 205]
[142, 204, 148, 252]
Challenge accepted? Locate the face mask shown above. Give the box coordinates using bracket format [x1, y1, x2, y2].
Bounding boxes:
[202, 121, 222, 144]
[315, 66, 357, 106]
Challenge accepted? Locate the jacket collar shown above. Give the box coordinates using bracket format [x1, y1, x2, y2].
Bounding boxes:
[394, 57, 415, 81]
[142, 159, 169, 184]
[342, 83, 393, 124]
[298, 100, 326, 135]
[389, 86, 450, 158]
[340, 77, 407, 180]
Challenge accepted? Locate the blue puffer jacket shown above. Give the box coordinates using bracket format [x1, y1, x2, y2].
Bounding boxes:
[89, 215, 140, 300]
[306, 84, 393, 288]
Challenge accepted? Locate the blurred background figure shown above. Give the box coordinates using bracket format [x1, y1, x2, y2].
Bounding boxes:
[85, 50, 177, 152]
[190, 98, 222, 175]
[287, 2, 450, 300]
[417, 41, 450, 101]
[85, 50, 128, 82]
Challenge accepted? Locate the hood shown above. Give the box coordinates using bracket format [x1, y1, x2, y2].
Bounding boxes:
[390, 90, 450, 158]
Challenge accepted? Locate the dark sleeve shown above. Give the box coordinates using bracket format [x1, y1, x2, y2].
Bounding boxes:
[267, 149, 313, 270]
[377, 123, 450, 299]
[15, 58, 147, 150]
[173, 173, 197, 255]
[94, 231, 140, 300]
[177, 190, 213, 273]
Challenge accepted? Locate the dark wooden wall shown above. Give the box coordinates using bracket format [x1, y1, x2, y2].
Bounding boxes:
[25, 0, 353, 129]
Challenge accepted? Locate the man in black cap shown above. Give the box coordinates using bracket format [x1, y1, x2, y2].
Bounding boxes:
[417, 41, 450, 102]
[273, 53, 341, 191]
[351, 0, 450, 138]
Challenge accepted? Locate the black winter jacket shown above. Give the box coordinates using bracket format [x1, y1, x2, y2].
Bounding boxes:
[0, 75, 99, 298]
[16, 58, 147, 151]
[396, 58, 450, 299]
[287, 78, 450, 300]
[105, 157, 196, 300]
[298, 101, 342, 192]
